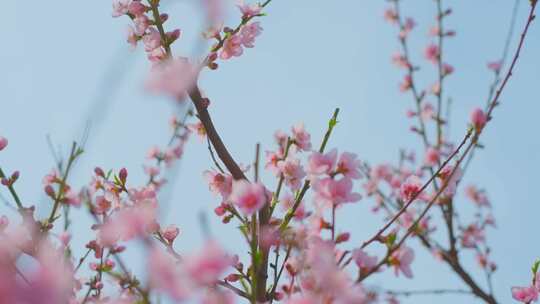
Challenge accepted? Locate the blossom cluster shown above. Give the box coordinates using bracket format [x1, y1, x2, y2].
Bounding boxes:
[0, 0, 537, 303]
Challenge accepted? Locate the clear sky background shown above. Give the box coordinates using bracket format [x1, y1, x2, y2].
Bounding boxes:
[1, 0, 539, 303]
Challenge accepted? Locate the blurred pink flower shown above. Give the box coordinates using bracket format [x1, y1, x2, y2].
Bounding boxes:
[307, 149, 338, 178]
[336, 152, 362, 179]
[240, 22, 263, 48]
[470, 108, 487, 131]
[313, 177, 361, 207]
[292, 123, 312, 151]
[112, 0, 131, 17]
[399, 175, 422, 201]
[277, 156, 306, 190]
[229, 180, 267, 215]
[220, 35, 244, 60]
[237, 0, 262, 18]
[511, 286, 538, 303]
[0, 136, 8, 151]
[146, 58, 198, 100]
[390, 246, 415, 278]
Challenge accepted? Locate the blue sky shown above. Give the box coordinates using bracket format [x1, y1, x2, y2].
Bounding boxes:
[1, 0, 540, 303]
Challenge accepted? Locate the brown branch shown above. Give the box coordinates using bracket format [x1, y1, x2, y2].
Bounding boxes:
[188, 86, 247, 181]
[361, 130, 472, 250]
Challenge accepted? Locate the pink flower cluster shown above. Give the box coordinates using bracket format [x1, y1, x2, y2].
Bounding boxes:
[113, 0, 180, 63]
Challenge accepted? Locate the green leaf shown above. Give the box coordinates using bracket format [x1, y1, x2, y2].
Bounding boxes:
[532, 259, 540, 274]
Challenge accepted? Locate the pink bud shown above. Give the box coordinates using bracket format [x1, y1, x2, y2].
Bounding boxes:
[59, 232, 71, 246]
[10, 171, 19, 182]
[167, 29, 181, 42]
[128, 0, 147, 17]
[160, 13, 169, 22]
[119, 168, 128, 183]
[470, 108, 487, 131]
[214, 204, 226, 216]
[335, 232, 350, 244]
[94, 281, 104, 290]
[105, 259, 116, 268]
[45, 185, 55, 197]
[0, 137, 8, 151]
[94, 167, 105, 177]
[0, 215, 9, 231]
[162, 225, 180, 244]
[225, 273, 241, 282]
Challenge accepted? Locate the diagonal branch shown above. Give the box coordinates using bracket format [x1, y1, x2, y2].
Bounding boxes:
[188, 86, 248, 181]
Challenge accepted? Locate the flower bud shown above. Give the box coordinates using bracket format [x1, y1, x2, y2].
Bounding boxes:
[0, 137, 8, 151]
[119, 168, 128, 183]
[162, 225, 180, 244]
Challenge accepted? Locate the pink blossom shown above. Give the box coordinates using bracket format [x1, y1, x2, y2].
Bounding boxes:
[144, 165, 161, 177]
[98, 204, 158, 246]
[470, 107, 487, 131]
[237, 0, 262, 18]
[148, 247, 187, 300]
[430, 25, 441, 36]
[371, 164, 393, 181]
[511, 286, 538, 303]
[240, 22, 263, 48]
[0, 215, 8, 231]
[442, 63, 454, 76]
[438, 165, 462, 197]
[384, 8, 398, 23]
[146, 57, 198, 99]
[352, 249, 378, 273]
[487, 61, 502, 73]
[274, 129, 288, 148]
[277, 156, 306, 191]
[399, 210, 432, 234]
[143, 27, 162, 52]
[202, 290, 235, 304]
[112, 0, 131, 17]
[461, 224, 485, 248]
[280, 193, 307, 221]
[260, 225, 280, 249]
[390, 246, 415, 278]
[220, 34, 244, 60]
[265, 149, 285, 175]
[424, 147, 440, 166]
[336, 152, 362, 179]
[133, 15, 150, 35]
[0, 136, 7, 151]
[147, 46, 167, 62]
[307, 149, 337, 178]
[313, 177, 361, 207]
[400, 74, 412, 92]
[399, 175, 422, 201]
[403, 18, 416, 33]
[147, 146, 161, 159]
[128, 0, 147, 17]
[420, 102, 435, 120]
[161, 225, 180, 244]
[424, 44, 440, 64]
[202, 0, 224, 25]
[204, 170, 233, 198]
[431, 82, 441, 95]
[465, 185, 490, 207]
[392, 53, 410, 69]
[229, 180, 267, 215]
[42, 168, 59, 186]
[185, 241, 233, 286]
[12, 242, 75, 304]
[292, 123, 312, 151]
[187, 121, 207, 139]
[126, 26, 138, 48]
